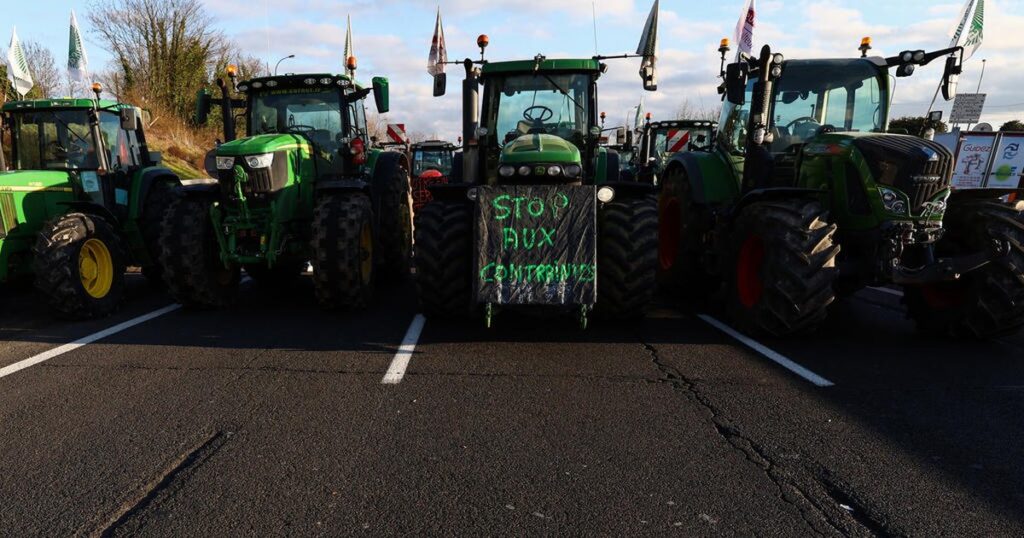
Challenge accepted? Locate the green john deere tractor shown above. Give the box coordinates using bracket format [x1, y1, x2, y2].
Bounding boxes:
[415, 36, 659, 327]
[0, 90, 181, 318]
[659, 41, 1024, 339]
[162, 66, 412, 309]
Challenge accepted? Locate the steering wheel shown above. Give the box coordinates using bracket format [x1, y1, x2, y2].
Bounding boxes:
[523, 105, 554, 125]
[287, 124, 316, 135]
[785, 116, 821, 139]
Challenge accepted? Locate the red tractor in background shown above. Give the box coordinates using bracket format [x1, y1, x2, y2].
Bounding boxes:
[410, 140, 459, 210]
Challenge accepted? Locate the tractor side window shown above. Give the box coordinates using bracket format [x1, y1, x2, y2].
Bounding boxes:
[348, 101, 367, 138]
[851, 79, 884, 132]
[719, 80, 753, 156]
[99, 112, 135, 170]
[10, 110, 99, 170]
[824, 87, 848, 129]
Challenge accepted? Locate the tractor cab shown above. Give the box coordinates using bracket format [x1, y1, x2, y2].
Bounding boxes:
[411, 140, 457, 177]
[636, 119, 717, 182]
[477, 57, 605, 186]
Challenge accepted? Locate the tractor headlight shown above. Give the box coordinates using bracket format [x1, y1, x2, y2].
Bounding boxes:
[597, 186, 616, 203]
[518, 166, 531, 176]
[565, 164, 582, 178]
[878, 187, 908, 215]
[245, 153, 274, 169]
[216, 156, 235, 170]
[499, 165, 515, 178]
[547, 165, 563, 176]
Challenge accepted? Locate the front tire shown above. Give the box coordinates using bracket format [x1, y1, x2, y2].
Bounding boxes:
[139, 181, 175, 286]
[905, 199, 1024, 339]
[595, 195, 658, 319]
[311, 192, 375, 310]
[725, 199, 839, 336]
[158, 197, 240, 308]
[413, 200, 472, 317]
[33, 213, 127, 319]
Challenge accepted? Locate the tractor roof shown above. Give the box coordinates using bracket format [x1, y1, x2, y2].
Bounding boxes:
[2, 98, 127, 112]
[413, 140, 457, 150]
[236, 73, 365, 93]
[649, 120, 718, 130]
[482, 58, 602, 76]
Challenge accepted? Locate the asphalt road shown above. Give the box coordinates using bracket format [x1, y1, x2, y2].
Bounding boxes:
[1, 275, 1022, 536]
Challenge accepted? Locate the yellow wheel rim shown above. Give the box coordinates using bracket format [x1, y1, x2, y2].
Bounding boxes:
[359, 224, 373, 284]
[79, 238, 114, 299]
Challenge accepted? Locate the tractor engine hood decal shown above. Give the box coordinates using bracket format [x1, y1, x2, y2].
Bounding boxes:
[0, 170, 74, 191]
[500, 134, 581, 165]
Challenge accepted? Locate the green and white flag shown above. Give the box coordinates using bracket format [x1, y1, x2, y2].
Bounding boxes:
[344, 15, 355, 76]
[962, 0, 984, 60]
[6, 27, 33, 98]
[949, 0, 983, 59]
[68, 10, 90, 91]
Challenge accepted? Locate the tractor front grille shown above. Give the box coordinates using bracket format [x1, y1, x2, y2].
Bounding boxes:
[0, 193, 17, 239]
[216, 151, 290, 198]
[853, 135, 953, 216]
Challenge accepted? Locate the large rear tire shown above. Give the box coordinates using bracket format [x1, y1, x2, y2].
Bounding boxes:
[139, 181, 175, 286]
[311, 192, 375, 310]
[33, 213, 127, 319]
[158, 197, 239, 308]
[376, 161, 414, 277]
[657, 166, 713, 300]
[595, 195, 658, 319]
[725, 199, 840, 336]
[413, 200, 472, 318]
[905, 199, 1024, 339]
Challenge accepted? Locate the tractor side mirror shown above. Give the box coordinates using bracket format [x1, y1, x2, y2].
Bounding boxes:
[120, 108, 138, 131]
[941, 54, 962, 101]
[640, 61, 657, 92]
[725, 63, 748, 105]
[625, 130, 634, 147]
[195, 89, 212, 126]
[372, 77, 390, 114]
[433, 73, 447, 97]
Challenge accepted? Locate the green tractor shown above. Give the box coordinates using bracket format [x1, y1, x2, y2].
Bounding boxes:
[163, 65, 412, 309]
[634, 118, 716, 183]
[659, 40, 1024, 339]
[0, 89, 180, 318]
[414, 36, 660, 327]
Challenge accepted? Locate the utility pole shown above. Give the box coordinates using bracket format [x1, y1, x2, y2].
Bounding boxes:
[965, 59, 986, 132]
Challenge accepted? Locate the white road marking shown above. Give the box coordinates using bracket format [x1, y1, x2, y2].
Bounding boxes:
[0, 304, 182, 380]
[868, 286, 904, 297]
[382, 314, 426, 385]
[697, 314, 835, 388]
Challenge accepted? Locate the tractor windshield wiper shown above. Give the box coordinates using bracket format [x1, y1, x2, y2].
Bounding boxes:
[541, 73, 585, 114]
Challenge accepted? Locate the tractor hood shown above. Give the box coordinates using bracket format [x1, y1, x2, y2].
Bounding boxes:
[500, 134, 581, 165]
[0, 170, 73, 191]
[216, 133, 313, 157]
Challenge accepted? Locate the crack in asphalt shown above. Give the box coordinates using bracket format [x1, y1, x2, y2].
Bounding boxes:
[640, 340, 885, 537]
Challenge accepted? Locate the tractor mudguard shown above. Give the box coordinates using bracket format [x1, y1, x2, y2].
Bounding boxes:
[130, 168, 181, 221]
[57, 201, 118, 225]
[665, 151, 739, 205]
[368, 150, 410, 221]
[732, 187, 826, 215]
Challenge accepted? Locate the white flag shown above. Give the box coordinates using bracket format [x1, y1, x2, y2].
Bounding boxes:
[6, 27, 33, 98]
[427, 8, 447, 76]
[948, 0, 975, 47]
[962, 0, 984, 60]
[68, 10, 91, 90]
[344, 15, 355, 76]
[734, 0, 756, 60]
[634, 97, 645, 130]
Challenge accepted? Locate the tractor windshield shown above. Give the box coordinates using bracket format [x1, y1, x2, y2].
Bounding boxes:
[8, 109, 100, 170]
[769, 60, 887, 153]
[249, 89, 346, 152]
[486, 72, 592, 147]
[413, 149, 453, 176]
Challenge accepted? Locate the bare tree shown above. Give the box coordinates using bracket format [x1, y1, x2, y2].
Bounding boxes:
[22, 41, 62, 99]
[88, 0, 229, 118]
[675, 98, 720, 122]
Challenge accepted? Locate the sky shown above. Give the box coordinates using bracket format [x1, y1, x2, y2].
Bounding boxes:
[5, 0, 1024, 139]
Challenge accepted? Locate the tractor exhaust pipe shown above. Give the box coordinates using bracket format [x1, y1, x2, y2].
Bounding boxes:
[461, 58, 480, 184]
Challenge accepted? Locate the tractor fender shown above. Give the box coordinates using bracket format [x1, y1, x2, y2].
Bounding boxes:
[58, 201, 118, 225]
[732, 187, 826, 215]
[664, 151, 738, 205]
[131, 167, 182, 220]
[368, 150, 410, 221]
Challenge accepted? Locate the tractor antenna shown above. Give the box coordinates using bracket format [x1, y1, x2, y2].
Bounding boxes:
[592, 1, 599, 55]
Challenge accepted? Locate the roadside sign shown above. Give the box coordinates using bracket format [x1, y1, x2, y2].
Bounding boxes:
[951, 132, 996, 188]
[985, 133, 1024, 189]
[475, 185, 597, 306]
[386, 123, 408, 144]
[950, 93, 986, 124]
